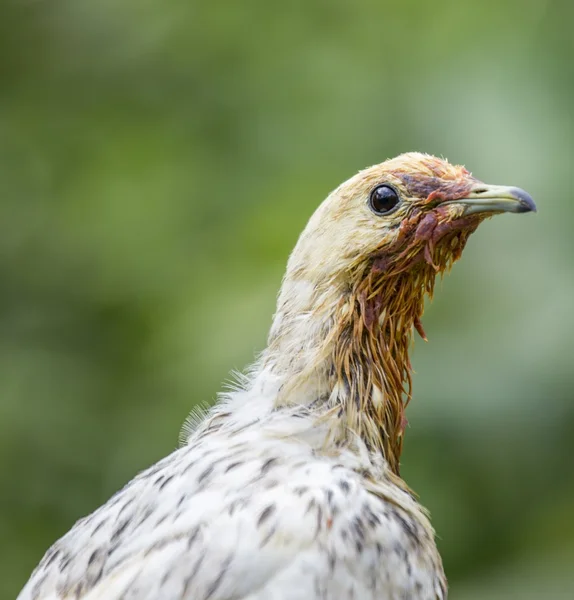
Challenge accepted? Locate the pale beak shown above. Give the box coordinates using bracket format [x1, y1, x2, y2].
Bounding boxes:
[450, 183, 537, 216]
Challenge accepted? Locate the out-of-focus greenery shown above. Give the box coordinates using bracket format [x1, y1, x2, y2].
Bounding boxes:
[1, 0, 572, 598]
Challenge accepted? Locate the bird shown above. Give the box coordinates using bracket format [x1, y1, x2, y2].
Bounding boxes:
[18, 152, 536, 600]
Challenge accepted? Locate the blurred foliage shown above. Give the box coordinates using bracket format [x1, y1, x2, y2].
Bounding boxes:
[0, 0, 572, 598]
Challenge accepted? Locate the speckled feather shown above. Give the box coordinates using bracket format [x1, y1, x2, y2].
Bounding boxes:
[19, 153, 527, 600]
[20, 419, 444, 600]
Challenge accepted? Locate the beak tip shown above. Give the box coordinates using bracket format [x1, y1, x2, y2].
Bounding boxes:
[510, 187, 537, 213]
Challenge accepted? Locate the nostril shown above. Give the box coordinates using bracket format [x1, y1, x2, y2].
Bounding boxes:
[473, 188, 487, 194]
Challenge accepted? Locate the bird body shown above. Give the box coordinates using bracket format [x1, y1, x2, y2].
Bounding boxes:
[18, 153, 535, 600]
[21, 415, 443, 600]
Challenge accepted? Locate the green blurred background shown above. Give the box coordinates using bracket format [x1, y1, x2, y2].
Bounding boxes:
[1, 0, 572, 598]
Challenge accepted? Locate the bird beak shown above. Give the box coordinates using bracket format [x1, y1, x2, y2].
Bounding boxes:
[449, 183, 537, 216]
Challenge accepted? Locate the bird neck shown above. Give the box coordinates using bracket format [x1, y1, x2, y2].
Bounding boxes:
[262, 265, 431, 475]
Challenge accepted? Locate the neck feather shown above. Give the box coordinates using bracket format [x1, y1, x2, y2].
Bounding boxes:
[261, 261, 436, 474]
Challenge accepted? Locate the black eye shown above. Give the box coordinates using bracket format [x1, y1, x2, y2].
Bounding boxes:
[369, 184, 400, 215]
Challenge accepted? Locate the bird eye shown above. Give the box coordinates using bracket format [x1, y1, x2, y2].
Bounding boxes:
[369, 184, 400, 215]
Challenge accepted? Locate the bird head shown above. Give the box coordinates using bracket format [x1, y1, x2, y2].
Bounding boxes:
[286, 152, 535, 294]
[269, 152, 535, 473]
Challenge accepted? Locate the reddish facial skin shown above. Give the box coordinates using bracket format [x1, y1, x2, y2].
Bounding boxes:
[400, 172, 473, 201]
[371, 173, 481, 275]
